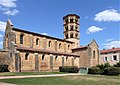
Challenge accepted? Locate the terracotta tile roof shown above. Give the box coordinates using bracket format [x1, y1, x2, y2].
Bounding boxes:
[72, 46, 87, 50]
[63, 14, 80, 19]
[12, 28, 74, 43]
[100, 48, 120, 54]
[16, 46, 80, 57]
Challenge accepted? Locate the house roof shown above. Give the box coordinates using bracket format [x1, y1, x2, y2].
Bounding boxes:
[12, 28, 74, 43]
[100, 48, 120, 54]
[16, 46, 80, 57]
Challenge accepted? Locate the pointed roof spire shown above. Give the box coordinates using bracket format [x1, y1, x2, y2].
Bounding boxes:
[7, 19, 13, 26]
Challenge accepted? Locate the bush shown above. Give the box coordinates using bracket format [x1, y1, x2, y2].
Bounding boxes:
[114, 62, 120, 67]
[0, 64, 9, 72]
[59, 66, 79, 73]
[103, 67, 120, 76]
[88, 67, 101, 74]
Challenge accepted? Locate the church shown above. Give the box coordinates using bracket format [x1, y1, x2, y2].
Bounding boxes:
[0, 14, 99, 72]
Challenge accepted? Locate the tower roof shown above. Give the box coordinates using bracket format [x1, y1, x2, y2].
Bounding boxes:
[63, 14, 80, 20]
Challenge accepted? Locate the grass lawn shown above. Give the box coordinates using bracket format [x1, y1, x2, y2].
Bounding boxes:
[0, 72, 65, 76]
[0, 74, 120, 85]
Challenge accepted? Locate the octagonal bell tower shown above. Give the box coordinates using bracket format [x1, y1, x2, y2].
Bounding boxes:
[63, 14, 80, 48]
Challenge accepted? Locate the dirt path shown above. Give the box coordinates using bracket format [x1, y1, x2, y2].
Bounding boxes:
[0, 82, 15, 85]
[0, 73, 83, 79]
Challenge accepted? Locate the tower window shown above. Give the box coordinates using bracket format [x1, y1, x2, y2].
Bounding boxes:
[75, 26, 78, 31]
[59, 43, 61, 49]
[70, 25, 74, 30]
[49, 41, 51, 47]
[70, 18, 73, 22]
[68, 45, 70, 50]
[66, 33, 68, 39]
[93, 50, 95, 58]
[70, 33, 73, 38]
[75, 33, 78, 38]
[25, 52, 29, 60]
[65, 26, 68, 31]
[75, 19, 78, 22]
[42, 54, 45, 60]
[36, 38, 39, 45]
[20, 34, 24, 44]
[55, 56, 58, 61]
[65, 19, 68, 23]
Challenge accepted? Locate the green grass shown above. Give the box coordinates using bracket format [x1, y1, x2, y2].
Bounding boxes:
[0, 72, 65, 76]
[0, 75, 120, 85]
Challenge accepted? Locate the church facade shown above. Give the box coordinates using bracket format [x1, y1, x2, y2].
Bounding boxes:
[0, 14, 99, 72]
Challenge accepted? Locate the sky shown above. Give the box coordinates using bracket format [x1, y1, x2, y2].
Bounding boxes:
[0, 0, 120, 50]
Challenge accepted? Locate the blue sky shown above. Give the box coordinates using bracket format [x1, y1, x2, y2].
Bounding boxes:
[0, 0, 120, 50]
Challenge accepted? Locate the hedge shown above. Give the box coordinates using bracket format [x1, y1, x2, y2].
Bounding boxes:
[103, 67, 120, 76]
[88, 67, 101, 74]
[0, 64, 9, 72]
[59, 66, 79, 73]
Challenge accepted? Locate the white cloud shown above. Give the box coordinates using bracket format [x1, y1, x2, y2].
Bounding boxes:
[4, 9, 19, 16]
[87, 26, 103, 34]
[0, 0, 17, 8]
[106, 39, 113, 42]
[94, 9, 120, 22]
[41, 33, 48, 35]
[0, 34, 3, 37]
[0, 21, 6, 32]
[103, 40, 120, 49]
[0, 0, 19, 16]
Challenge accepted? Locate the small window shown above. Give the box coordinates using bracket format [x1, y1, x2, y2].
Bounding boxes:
[25, 53, 29, 60]
[113, 55, 117, 61]
[70, 33, 73, 38]
[65, 26, 68, 31]
[55, 56, 58, 61]
[49, 41, 51, 47]
[36, 38, 39, 45]
[75, 19, 78, 22]
[105, 57, 107, 61]
[75, 26, 78, 30]
[66, 57, 68, 61]
[93, 50, 95, 58]
[59, 43, 61, 49]
[75, 33, 78, 38]
[20, 34, 24, 44]
[65, 19, 68, 23]
[70, 25, 74, 30]
[42, 54, 45, 60]
[70, 18, 73, 22]
[68, 45, 70, 50]
[66, 33, 68, 39]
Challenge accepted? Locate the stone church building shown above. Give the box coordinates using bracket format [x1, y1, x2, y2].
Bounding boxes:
[0, 14, 99, 72]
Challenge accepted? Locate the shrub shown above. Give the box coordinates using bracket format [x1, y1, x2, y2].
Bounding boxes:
[59, 66, 79, 73]
[88, 67, 101, 74]
[114, 62, 120, 67]
[103, 67, 120, 76]
[0, 64, 9, 72]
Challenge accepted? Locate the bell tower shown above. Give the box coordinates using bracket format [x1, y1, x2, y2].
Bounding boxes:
[63, 14, 80, 48]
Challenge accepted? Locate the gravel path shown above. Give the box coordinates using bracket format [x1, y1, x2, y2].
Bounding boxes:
[0, 82, 16, 85]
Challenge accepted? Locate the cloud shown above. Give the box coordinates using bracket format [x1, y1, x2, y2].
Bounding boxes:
[87, 26, 103, 34]
[0, 34, 3, 37]
[0, 21, 6, 32]
[41, 33, 48, 35]
[103, 40, 120, 49]
[94, 9, 120, 22]
[0, 0, 17, 8]
[4, 9, 19, 16]
[0, 0, 19, 16]
[106, 39, 113, 42]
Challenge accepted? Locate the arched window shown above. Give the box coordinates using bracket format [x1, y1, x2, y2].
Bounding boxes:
[55, 55, 58, 61]
[66, 33, 68, 39]
[70, 18, 73, 22]
[70, 25, 74, 30]
[75, 26, 78, 31]
[20, 34, 24, 44]
[49, 41, 51, 47]
[42, 54, 45, 60]
[59, 43, 61, 49]
[68, 45, 70, 50]
[75, 33, 78, 38]
[36, 38, 39, 45]
[65, 26, 68, 31]
[70, 33, 73, 38]
[66, 56, 68, 61]
[93, 50, 95, 58]
[25, 52, 29, 60]
[65, 19, 68, 23]
[75, 19, 78, 22]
